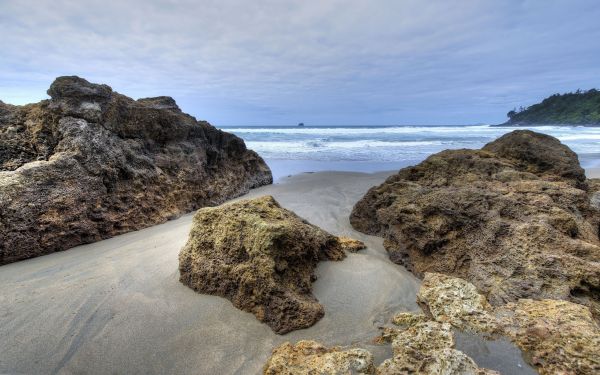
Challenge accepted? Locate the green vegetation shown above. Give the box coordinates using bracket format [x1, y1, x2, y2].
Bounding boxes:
[505, 89, 600, 125]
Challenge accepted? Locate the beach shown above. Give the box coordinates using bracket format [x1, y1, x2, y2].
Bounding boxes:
[0, 171, 419, 374]
[1, 168, 596, 374]
[1, 2, 599, 372]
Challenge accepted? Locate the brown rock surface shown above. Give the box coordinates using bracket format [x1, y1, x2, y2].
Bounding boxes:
[418, 272, 600, 375]
[263, 340, 375, 375]
[0, 76, 272, 265]
[178, 195, 365, 334]
[417, 273, 499, 333]
[350, 130, 600, 316]
[495, 299, 600, 375]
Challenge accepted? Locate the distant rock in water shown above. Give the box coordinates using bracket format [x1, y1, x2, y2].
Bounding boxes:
[0, 76, 272, 265]
[178, 195, 365, 334]
[351, 130, 600, 317]
[503, 88, 600, 125]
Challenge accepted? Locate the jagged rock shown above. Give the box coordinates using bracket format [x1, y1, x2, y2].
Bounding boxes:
[178, 195, 365, 334]
[0, 76, 272, 264]
[351, 130, 600, 316]
[417, 273, 498, 333]
[418, 272, 600, 375]
[263, 340, 375, 375]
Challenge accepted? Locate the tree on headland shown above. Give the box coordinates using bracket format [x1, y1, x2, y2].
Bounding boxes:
[505, 89, 600, 125]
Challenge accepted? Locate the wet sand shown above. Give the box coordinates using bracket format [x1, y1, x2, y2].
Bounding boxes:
[587, 166, 600, 178]
[0, 171, 420, 374]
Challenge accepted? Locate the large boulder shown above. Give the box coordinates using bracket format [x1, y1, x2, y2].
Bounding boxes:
[350, 130, 600, 316]
[178, 195, 365, 334]
[0, 76, 272, 265]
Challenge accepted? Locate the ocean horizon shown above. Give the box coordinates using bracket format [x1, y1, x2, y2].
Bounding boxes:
[222, 124, 600, 180]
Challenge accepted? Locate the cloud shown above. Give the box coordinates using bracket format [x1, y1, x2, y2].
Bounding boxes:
[1, 0, 599, 124]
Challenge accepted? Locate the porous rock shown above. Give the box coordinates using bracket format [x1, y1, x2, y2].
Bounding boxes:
[263, 340, 375, 375]
[0, 76, 272, 264]
[351, 130, 600, 316]
[178, 195, 365, 334]
[418, 272, 600, 375]
[495, 299, 600, 375]
[376, 319, 497, 375]
[417, 273, 498, 333]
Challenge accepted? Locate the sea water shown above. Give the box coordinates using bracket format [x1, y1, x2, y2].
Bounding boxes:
[222, 125, 600, 180]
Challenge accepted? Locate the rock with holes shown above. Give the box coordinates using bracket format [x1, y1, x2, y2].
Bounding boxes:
[0, 76, 272, 265]
[417, 272, 600, 375]
[351, 130, 600, 317]
[263, 340, 375, 374]
[376, 319, 498, 375]
[417, 273, 498, 333]
[495, 298, 600, 375]
[178, 195, 365, 334]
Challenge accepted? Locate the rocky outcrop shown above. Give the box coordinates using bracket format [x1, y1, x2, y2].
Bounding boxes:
[0, 76, 272, 265]
[263, 340, 375, 374]
[261, 271, 599, 374]
[418, 273, 600, 375]
[263, 319, 497, 375]
[178, 195, 365, 334]
[351, 130, 600, 317]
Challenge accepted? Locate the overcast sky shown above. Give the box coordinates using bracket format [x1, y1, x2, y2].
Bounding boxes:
[1, 1, 599, 125]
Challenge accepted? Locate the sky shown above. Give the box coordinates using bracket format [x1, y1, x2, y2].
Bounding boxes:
[1, 0, 599, 126]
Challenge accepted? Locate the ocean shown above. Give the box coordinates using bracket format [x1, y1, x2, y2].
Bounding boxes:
[221, 125, 600, 181]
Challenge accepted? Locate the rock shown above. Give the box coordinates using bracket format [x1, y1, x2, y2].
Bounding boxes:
[482, 130, 587, 186]
[391, 311, 428, 327]
[263, 340, 375, 375]
[350, 130, 600, 316]
[377, 320, 498, 375]
[178, 195, 365, 334]
[337, 236, 367, 252]
[495, 299, 600, 375]
[0, 76, 272, 265]
[417, 273, 498, 333]
[418, 272, 600, 375]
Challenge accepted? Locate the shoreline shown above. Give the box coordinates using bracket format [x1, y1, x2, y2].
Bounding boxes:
[1, 167, 596, 373]
[0, 171, 420, 374]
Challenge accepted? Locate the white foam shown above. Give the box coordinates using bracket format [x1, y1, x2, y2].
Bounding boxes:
[232, 125, 600, 162]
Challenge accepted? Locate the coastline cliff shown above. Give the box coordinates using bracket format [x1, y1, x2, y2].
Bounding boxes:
[503, 89, 600, 125]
